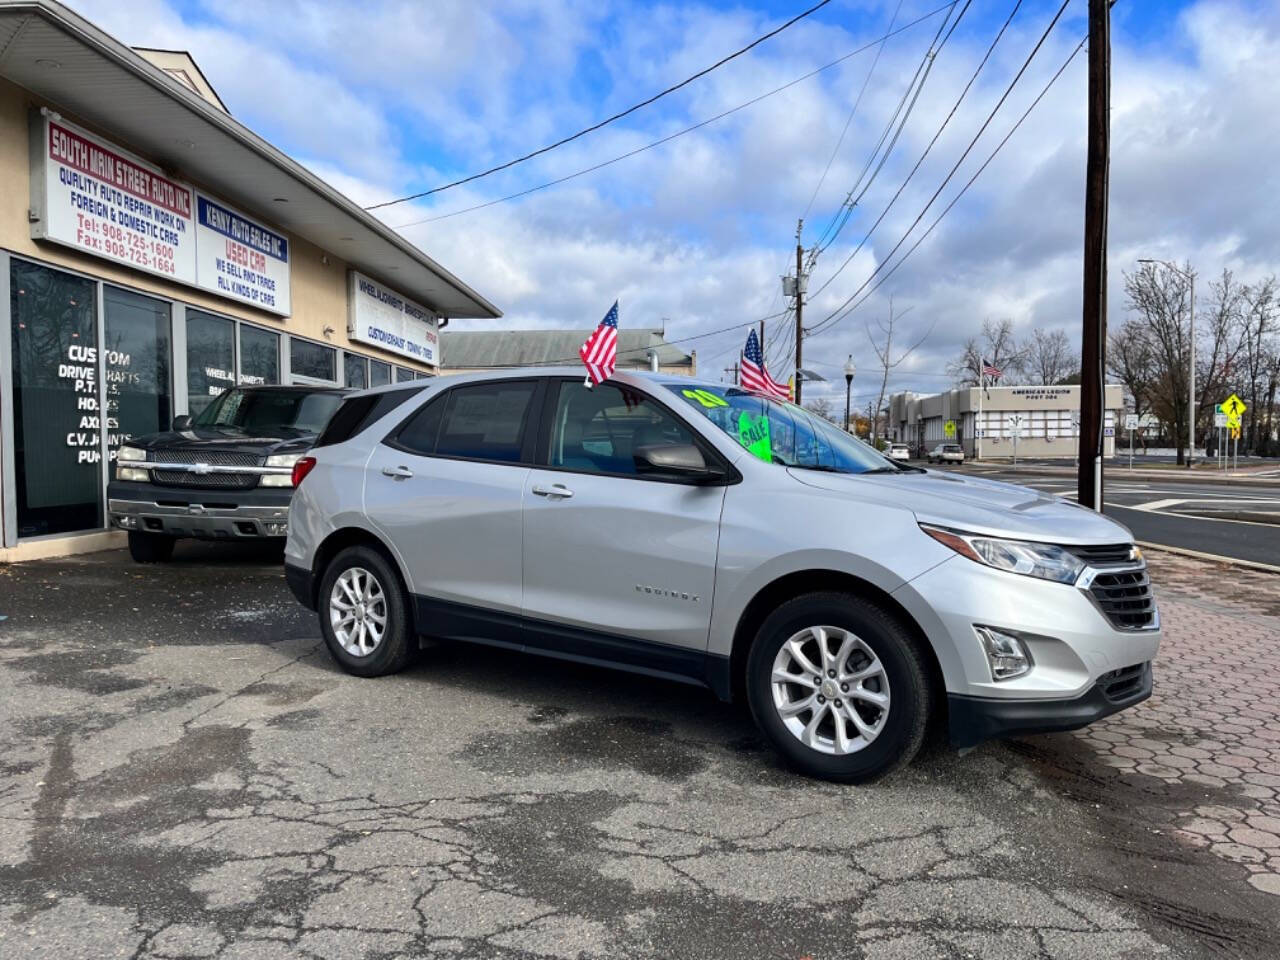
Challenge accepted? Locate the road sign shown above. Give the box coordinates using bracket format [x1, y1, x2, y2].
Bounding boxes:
[1231, 426, 1241, 440]
[1227, 412, 1242, 430]
[1222, 394, 1247, 418]
[944, 419, 956, 438]
[1104, 427, 1114, 437]
[1124, 414, 1139, 430]
[1214, 412, 1228, 428]
[1070, 410, 1080, 428]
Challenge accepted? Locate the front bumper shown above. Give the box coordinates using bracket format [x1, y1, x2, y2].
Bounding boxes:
[107, 481, 292, 540]
[948, 661, 1152, 748]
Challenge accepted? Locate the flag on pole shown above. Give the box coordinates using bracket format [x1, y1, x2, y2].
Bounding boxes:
[740, 330, 790, 401]
[579, 301, 619, 386]
[981, 358, 1002, 380]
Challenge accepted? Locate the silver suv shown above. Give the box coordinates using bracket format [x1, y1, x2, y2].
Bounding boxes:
[284, 371, 1159, 782]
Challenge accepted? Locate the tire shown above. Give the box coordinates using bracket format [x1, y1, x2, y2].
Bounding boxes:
[128, 531, 175, 563]
[318, 545, 414, 677]
[745, 591, 932, 783]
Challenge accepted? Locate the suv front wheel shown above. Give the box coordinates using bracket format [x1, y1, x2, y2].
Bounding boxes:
[746, 592, 932, 783]
[318, 545, 414, 677]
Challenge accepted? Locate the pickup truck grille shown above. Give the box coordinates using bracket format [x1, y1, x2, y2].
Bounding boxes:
[150, 450, 262, 490]
[161, 450, 260, 467]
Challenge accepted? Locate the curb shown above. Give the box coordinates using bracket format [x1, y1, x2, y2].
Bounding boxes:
[1138, 542, 1280, 575]
[1173, 510, 1280, 526]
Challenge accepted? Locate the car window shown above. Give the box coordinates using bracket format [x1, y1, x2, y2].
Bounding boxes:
[393, 394, 446, 455]
[193, 388, 343, 435]
[547, 381, 696, 476]
[430, 381, 537, 463]
[316, 385, 427, 448]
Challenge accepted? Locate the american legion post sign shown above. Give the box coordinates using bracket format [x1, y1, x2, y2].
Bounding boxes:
[29, 113, 291, 316]
[347, 270, 440, 370]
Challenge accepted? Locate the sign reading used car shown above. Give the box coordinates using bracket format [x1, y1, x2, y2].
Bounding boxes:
[194, 194, 291, 316]
[347, 270, 439, 369]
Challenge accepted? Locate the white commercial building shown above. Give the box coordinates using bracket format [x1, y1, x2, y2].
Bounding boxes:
[888, 384, 1125, 459]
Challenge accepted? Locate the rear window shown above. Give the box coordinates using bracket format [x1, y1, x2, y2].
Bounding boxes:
[314, 385, 427, 448]
[944, 444, 962, 452]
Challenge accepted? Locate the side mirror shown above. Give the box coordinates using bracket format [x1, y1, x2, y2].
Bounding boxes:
[172, 414, 193, 431]
[634, 444, 724, 483]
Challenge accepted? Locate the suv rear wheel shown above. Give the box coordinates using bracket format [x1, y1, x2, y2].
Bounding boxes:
[318, 545, 414, 677]
[746, 592, 931, 783]
[128, 531, 175, 563]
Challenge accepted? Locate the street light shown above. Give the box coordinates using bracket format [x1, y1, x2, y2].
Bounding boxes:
[1138, 258, 1195, 467]
[843, 355, 856, 433]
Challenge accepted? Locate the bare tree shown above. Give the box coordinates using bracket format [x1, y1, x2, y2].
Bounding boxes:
[947, 318, 1027, 385]
[1124, 262, 1193, 463]
[1195, 269, 1248, 445]
[1024, 328, 1076, 385]
[1107, 317, 1156, 451]
[1239, 276, 1278, 453]
[867, 299, 931, 444]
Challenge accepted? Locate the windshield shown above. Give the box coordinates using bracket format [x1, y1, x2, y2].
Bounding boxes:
[193, 388, 343, 435]
[666, 383, 911, 475]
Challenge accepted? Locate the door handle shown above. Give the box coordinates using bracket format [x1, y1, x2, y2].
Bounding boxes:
[531, 483, 574, 499]
[381, 465, 414, 479]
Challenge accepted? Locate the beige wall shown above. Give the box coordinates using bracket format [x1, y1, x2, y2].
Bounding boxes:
[0, 75, 430, 374]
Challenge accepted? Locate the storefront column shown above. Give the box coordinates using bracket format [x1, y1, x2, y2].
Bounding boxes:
[172, 302, 188, 417]
[0, 248, 15, 547]
[95, 279, 109, 525]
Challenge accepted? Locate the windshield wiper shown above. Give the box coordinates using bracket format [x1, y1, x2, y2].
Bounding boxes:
[860, 465, 924, 474]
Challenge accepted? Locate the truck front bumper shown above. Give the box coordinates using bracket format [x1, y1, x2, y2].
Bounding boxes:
[107, 482, 292, 540]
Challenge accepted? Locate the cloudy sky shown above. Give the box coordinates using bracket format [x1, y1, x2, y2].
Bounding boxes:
[66, 0, 1280, 407]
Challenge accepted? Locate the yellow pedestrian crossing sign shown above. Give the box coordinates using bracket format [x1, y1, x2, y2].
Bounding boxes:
[944, 420, 956, 438]
[1222, 394, 1247, 419]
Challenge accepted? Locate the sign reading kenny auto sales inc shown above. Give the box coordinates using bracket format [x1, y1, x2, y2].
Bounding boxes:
[347, 270, 439, 369]
[30, 113, 291, 316]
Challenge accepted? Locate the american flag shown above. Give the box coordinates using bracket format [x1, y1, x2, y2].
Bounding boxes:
[740, 330, 790, 401]
[981, 357, 1002, 380]
[579, 301, 619, 386]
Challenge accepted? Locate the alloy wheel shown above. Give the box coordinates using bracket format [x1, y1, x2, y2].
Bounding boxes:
[329, 566, 388, 657]
[770, 625, 890, 755]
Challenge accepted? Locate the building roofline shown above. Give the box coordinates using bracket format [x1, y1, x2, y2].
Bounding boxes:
[130, 46, 230, 112]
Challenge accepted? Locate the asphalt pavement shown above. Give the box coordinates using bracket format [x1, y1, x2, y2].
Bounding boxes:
[1, 543, 1278, 959]
[954, 463, 1280, 568]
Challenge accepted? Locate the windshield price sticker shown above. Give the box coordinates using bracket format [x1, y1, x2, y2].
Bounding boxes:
[682, 388, 728, 408]
[738, 412, 772, 462]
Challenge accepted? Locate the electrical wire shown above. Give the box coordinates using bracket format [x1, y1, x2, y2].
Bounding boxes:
[390, 3, 958, 230]
[366, 0, 835, 210]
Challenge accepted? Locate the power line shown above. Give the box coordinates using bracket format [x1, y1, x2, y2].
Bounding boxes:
[366, 0, 835, 211]
[390, 3, 957, 230]
[807, 0, 1024, 302]
[809, 33, 1087, 341]
[807, 0, 1070, 336]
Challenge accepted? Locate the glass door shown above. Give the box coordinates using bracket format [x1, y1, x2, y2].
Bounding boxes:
[103, 286, 171, 460]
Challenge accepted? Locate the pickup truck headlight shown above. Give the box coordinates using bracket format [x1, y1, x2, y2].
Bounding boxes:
[115, 445, 148, 481]
[920, 525, 1085, 584]
[261, 453, 302, 487]
[117, 446, 146, 462]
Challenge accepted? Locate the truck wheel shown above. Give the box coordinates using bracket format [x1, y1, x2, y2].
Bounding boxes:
[128, 531, 175, 563]
[745, 592, 932, 783]
[318, 545, 413, 678]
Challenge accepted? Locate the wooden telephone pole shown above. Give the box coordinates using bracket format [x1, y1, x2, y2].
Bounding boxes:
[793, 220, 805, 405]
[1078, 0, 1110, 512]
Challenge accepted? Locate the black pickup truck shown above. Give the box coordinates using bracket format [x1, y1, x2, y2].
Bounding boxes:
[107, 385, 348, 562]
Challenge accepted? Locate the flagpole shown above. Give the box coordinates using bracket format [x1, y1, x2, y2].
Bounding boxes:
[977, 370, 984, 461]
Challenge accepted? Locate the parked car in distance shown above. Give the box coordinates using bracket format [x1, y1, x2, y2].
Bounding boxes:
[285, 371, 1159, 783]
[887, 443, 911, 461]
[108, 384, 351, 562]
[928, 443, 965, 464]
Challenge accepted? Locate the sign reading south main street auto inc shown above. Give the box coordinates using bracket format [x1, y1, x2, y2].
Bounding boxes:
[32, 114, 197, 285]
[30, 114, 291, 317]
[194, 193, 290, 316]
[347, 271, 439, 368]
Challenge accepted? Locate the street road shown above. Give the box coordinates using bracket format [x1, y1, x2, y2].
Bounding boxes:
[958, 464, 1280, 567]
[0, 544, 1277, 959]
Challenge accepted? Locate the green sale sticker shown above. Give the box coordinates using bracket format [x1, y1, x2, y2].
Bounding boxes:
[738, 412, 772, 462]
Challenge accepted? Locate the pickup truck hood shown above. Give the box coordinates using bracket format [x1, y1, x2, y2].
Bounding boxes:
[786, 468, 1132, 545]
[125, 427, 316, 459]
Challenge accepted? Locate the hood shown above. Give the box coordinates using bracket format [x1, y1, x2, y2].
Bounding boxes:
[124, 427, 316, 458]
[786, 468, 1133, 545]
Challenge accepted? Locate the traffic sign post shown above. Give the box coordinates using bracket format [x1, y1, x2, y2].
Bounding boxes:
[1124, 413, 1138, 470]
[1221, 395, 1247, 473]
[1214, 411, 1228, 471]
[1006, 414, 1024, 469]
[1070, 410, 1080, 467]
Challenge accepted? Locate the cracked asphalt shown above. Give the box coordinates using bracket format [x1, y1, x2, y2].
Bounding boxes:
[0, 543, 1277, 959]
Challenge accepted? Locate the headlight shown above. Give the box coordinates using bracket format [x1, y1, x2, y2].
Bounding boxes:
[117, 446, 146, 462]
[117, 467, 149, 482]
[261, 453, 302, 487]
[921, 525, 1085, 584]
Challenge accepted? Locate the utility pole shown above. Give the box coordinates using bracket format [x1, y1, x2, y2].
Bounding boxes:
[1077, 0, 1110, 513]
[723, 361, 739, 385]
[794, 219, 805, 406]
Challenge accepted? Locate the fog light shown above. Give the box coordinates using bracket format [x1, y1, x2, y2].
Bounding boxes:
[117, 466, 149, 481]
[114, 514, 138, 529]
[264, 521, 288, 536]
[974, 626, 1032, 681]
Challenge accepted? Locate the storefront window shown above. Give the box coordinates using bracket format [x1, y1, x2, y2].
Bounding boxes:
[369, 359, 391, 386]
[187, 310, 235, 416]
[9, 260, 102, 537]
[396, 366, 415, 383]
[290, 338, 336, 382]
[344, 353, 367, 389]
[103, 286, 171, 459]
[239, 325, 279, 385]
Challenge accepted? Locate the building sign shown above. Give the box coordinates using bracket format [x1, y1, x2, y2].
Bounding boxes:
[1009, 387, 1073, 401]
[33, 115, 197, 285]
[194, 193, 290, 315]
[30, 113, 291, 316]
[347, 270, 438, 368]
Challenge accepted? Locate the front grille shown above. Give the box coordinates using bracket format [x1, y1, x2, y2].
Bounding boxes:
[161, 450, 260, 467]
[1089, 568, 1156, 629]
[1099, 662, 1149, 703]
[152, 470, 259, 490]
[1065, 542, 1134, 566]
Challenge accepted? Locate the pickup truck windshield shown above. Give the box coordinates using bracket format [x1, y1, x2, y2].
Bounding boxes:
[193, 389, 343, 435]
[666, 384, 910, 475]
